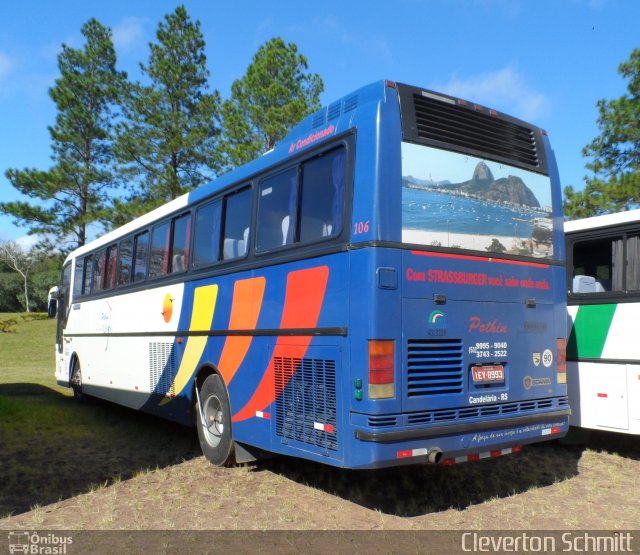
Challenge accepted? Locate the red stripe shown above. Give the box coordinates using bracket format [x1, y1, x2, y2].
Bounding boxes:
[232, 266, 329, 422]
[411, 250, 549, 268]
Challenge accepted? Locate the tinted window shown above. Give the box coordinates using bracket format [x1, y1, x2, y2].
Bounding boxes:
[149, 222, 171, 278]
[627, 235, 640, 291]
[222, 188, 251, 260]
[133, 232, 149, 282]
[118, 238, 133, 286]
[300, 149, 344, 243]
[257, 169, 297, 252]
[82, 255, 93, 295]
[193, 201, 221, 266]
[170, 214, 191, 273]
[92, 250, 106, 293]
[73, 258, 84, 297]
[104, 244, 118, 290]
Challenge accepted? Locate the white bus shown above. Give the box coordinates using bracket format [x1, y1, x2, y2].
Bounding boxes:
[565, 209, 640, 434]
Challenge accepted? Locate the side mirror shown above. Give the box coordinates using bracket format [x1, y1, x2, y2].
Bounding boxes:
[47, 286, 59, 319]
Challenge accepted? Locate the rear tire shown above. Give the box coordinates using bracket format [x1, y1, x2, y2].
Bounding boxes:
[196, 374, 235, 466]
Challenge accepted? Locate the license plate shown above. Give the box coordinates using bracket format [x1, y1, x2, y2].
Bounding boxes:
[472, 365, 505, 384]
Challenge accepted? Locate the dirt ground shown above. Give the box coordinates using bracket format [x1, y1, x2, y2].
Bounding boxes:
[1, 431, 639, 531]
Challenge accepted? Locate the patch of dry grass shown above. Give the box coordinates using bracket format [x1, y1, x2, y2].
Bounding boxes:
[2, 316, 639, 531]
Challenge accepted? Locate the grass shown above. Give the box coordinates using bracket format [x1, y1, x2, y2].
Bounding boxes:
[0, 314, 200, 516]
[1, 313, 639, 530]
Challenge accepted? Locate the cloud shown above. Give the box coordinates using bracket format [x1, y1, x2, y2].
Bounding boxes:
[433, 66, 550, 122]
[112, 17, 147, 52]
[0, 50, 14, 82]
[15, 235, 40, 251]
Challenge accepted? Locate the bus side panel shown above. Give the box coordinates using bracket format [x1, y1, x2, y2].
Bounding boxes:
[567, 302, 640, 433]
[567, 361, 630, 430]
[135, 253, 351, 463]
[62, 284, 187, 412]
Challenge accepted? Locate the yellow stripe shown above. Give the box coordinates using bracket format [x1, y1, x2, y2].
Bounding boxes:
[163, 285, 218, 402]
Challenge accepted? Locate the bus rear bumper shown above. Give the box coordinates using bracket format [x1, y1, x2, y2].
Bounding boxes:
[354, 408, 571, 443]
[347, 409, 570, 469]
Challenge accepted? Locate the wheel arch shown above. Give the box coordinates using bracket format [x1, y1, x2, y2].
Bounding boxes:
[191, 363, 233, 419]
[68, 352, 80, 383]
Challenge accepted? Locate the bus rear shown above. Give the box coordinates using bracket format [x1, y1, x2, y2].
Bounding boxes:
[345, 82, 569, 468]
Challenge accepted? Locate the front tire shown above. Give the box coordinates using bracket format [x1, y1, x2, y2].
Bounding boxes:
[196, 374, 235, 466]
[70, 359, 84, 401]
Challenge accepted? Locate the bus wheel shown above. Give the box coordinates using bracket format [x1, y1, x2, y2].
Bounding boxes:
[70, 359, 84, 401]
[196, 374, 235, 466]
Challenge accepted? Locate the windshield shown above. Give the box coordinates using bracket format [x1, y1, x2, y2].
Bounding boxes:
[401, 142, 553, 259]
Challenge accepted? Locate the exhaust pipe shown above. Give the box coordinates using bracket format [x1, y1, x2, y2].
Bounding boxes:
[427, 447, 443, 464]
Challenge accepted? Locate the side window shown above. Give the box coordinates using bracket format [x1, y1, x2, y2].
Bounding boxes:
[104, 244, 118, 290]
[300, 148, 344, 243]
[92, 250, 106, 293]
[571, 236, 623, 293]
[627, 235, 640, 291]
[82, 255, 93, 295]
[222, 188, 251, 260]
[61, 263, 72, 288]
[61, 263, 71, 304]
[117, 237, 133, 286]
[170, 213, 191, 274]
[193, 201, 221, 266]
[73, 258, 84, 297]
[149, 222, 171, 278]
[257, 169, 297, 252]
[133, 232, 150, 282]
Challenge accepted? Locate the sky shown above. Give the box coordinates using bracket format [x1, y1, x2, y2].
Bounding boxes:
[0, 0, 638, 245]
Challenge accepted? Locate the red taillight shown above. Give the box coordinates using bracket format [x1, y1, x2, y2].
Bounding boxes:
[557, 338, 567, 384]
[368, 340, 395, 399]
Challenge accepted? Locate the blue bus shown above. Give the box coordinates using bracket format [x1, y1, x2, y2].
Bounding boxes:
[49, 81, 569, 468]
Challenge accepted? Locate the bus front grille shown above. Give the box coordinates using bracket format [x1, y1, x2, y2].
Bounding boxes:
[407, 339, 464, 397]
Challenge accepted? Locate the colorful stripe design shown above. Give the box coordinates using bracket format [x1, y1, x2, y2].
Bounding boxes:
[231, 266, 329, 422]
[567, 303, 617, 360]
[217, 277, 266, 384]
[166, 285, 218, 399]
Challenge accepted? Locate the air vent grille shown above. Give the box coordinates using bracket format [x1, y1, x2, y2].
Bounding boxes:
[411, 93, 540, 168]
[275, 357, 338, 451]
[407, 339, 464, 397]
[406, 397, 569, 425]
[311, 95, 359, 128]
[149, 342, 176, 396]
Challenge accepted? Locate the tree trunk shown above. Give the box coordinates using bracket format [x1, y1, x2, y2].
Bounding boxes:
[23, 275, 30, 313]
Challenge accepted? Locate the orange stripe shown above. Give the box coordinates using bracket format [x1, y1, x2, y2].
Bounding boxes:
[217, 277, 266, 384]
[231, 266, 329, 422]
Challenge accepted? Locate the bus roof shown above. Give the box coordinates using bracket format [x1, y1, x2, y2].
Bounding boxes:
[66, 81, 392, 261]
[564, 208, 640, 234]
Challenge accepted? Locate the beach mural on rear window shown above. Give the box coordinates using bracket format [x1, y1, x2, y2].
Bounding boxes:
[401, 142, 553, 259]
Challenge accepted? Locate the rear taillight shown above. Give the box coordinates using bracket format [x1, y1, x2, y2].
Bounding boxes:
[368, 340, 395, 399]
[557, 338, 567, 384]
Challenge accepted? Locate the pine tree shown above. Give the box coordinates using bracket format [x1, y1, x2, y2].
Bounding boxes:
[564, 49, 640, 219]
[1, 19, 126, 248]
[221, 37, 324, 169]
[113, 5, 221, 224]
